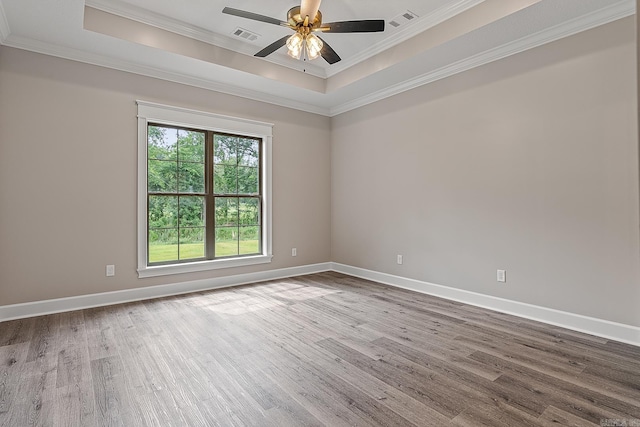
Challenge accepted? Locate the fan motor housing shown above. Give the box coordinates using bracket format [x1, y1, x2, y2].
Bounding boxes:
[287, 6, 322, 28]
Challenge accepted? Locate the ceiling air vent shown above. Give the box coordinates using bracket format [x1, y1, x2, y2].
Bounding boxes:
[232, 27, 259, 42]
[388, 10, 418, 29]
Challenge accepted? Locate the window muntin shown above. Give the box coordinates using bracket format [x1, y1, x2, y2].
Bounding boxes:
[147, 125, 262, 265]
[213, 134, 261, 258]
[147, 126, 206, 264]
[137, 101, 273, 278]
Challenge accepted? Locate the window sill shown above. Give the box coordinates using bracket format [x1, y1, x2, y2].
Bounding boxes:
[137, 254, 273, 278]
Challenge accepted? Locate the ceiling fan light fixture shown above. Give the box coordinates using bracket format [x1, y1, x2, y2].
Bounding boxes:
[305, 33, 323, 60]
[222, 2, 385, 65]
[286, 32, 323, 61]
[286, 32, 304, 59]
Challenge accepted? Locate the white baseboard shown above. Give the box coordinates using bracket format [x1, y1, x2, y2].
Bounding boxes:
[331, 263, 640, 347]
[0, 263, 332, 322]
[2, 261, 638, 347]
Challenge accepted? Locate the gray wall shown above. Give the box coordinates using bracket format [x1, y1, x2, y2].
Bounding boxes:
[1, 16, 638, 329]
[331, 17, 640, 327]
[0, 47, 332, 305]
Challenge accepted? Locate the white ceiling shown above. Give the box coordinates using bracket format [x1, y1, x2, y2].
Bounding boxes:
[0, 0, 634, 116]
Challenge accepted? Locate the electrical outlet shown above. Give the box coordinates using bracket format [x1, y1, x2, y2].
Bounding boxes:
[497, 269, 506, 283]
[106, 264, 115, 277]
[292, 248, 297, 257]
[397, 254, 403, 265]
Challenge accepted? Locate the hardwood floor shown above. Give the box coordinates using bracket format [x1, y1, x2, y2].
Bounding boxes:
[1, 271, 639, 426]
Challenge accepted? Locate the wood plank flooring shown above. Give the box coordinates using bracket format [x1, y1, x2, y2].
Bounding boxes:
[1, 272, 639, 426]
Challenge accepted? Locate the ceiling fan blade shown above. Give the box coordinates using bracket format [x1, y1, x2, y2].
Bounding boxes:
[318, 37, 340, 64]
[254, 36, 290, 58]
[300, 0, 322, 22]
[222, 7, 287, 27]
[322, 20, 385, 33]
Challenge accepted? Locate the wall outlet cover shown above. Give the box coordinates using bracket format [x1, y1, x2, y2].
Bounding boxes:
[497, 269, 506, 282]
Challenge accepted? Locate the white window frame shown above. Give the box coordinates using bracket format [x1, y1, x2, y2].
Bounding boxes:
[137, 101, 273, 278]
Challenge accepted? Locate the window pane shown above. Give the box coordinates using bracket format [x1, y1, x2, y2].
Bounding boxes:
[148, 159, 177, 193]
[239, 198, 259, 226]
[149, 196, 178, 228]
[237, 166, 258, 194]
[215, 227, 239, 257]
[177, 130, 205, 163]
[214, 135, 238, 165]
[179, 196, 204, 228]
[148, 126, 177, 161]
[178, 161, 205, 193]
[179, 227, 205, 260]
[238, 138, 259, 167]
[142, 104, 270, 271]
[214, 164, 237, 194]
[149, 228, 178, 263]
[239, 226, 260, 255]
[215, 197, 238, 226]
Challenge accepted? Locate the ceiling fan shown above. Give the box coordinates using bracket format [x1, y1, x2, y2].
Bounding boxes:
[222, 0, 385, 64]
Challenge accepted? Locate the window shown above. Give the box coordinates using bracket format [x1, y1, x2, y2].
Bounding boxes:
[137, 101, 272, 278]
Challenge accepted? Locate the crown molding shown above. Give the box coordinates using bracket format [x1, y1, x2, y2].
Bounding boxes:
[329, 0, 636, 116]
[326, 0, 485, 77]
[1, 0, 633, 117]
[86, 0, 237, 47]
[2, 34, 331, 116]
[84, 0, 486, 80]
[85, 0, 327, 79]
[0, 0, 10, 43]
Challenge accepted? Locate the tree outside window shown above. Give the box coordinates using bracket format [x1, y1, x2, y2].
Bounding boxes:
[147, 125, 261, 265]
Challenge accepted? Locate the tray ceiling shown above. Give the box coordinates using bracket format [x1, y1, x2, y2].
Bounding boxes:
[0, 0, 634, 116]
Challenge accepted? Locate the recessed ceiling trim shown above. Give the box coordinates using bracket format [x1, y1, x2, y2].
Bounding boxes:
[86, 0, 230, 46]
[1, 33, 331, 116]
[326, 0, 541, 94]
[85, 0, 276, 65]
[85, 0, 327, 78]
[329, 0, 635, 116]
[84, 6, 326, 92]
[0, 0, 10, 42]
[1, 0, 634, 118]
[326, 0, 485, 77]
[83, 0, 486, 79]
